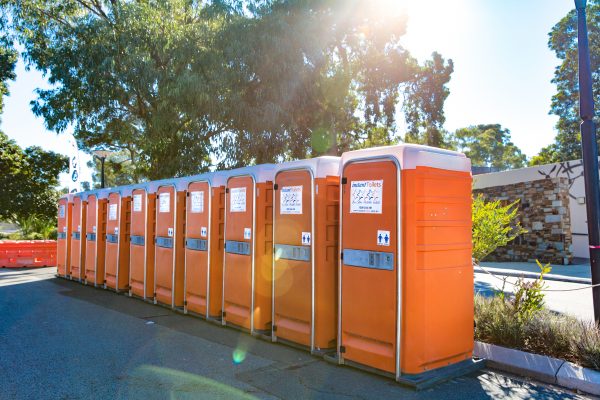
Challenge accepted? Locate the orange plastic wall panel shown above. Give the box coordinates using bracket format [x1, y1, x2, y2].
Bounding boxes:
[341, 161, 398, 374]
[84, 196, 106, 286]
[207, 186, 226, 318]
[400, 167, 473, 374]
[273, 170, 313, 347]
[253, 181, 273, 331]
[105, 193, 131, 291]
[184, 181, 211, 316]
[223, 177, 254, 330]
[154, 187, 185, 307]
[313, 176, 339, 350]
[129, 190, 145, 296]
[69, 197, 87, 280]
[57, 198, 72, 277]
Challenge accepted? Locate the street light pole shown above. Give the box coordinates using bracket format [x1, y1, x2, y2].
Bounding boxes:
[100, 156, 105, 188]
[574, 0, 600, 324]
[93, 150, 111, 189]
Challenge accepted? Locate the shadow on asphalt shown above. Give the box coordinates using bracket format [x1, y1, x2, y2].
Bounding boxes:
[38, 276, 584, 399]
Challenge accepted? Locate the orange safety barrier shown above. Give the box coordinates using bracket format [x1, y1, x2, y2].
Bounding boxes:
[0, 240, 57, 268]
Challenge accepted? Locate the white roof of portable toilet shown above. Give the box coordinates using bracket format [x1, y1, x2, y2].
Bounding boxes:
[275, 156, 340, 178]
[340, 144, 471, 173]
[226, 164, 277, 183]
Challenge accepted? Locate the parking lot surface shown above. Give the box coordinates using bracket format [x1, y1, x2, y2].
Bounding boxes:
[0, 268, 585, 399]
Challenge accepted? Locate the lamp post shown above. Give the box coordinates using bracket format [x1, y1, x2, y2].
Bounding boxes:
[574, 0, 600, 324]
[92, 150, 111, 189]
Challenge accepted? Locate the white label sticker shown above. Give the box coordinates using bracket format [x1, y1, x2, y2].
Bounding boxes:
[63, 226, 67, 233]
[230, 187, 246, 213]
[133, 194, 143, 212]
[301, 232, 311, 245]
[167, 227, 173, 237]
[109, 203, 118, 220]
[77, 225, 81, 232]
[92, 225, 97, 233]
[159, 192, 170, 213]
[377, 230, 390, 246]
[350, 180, 383, 214]
[201, 227, 207, 237]
[244, 228, 251, 240]
[191, 191, 204, 213]
[114, 227, 119, 235]
[59, 205, 65, 218]
[280, 186, 303, 214]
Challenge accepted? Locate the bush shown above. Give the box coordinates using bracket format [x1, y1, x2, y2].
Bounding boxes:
[476, 295, 600, 371]
[472, 194, 527, 262]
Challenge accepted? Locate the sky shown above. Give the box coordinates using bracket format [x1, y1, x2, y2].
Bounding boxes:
[1, 0, 574, 187]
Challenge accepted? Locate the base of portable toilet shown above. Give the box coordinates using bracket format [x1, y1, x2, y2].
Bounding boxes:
[323, 353, 485, 390]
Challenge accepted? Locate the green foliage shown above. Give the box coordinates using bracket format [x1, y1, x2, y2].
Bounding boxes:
[15, 214, 57, 240]
[472, 194, 527, 262]
[535, 0, 599, 163]
[512, 260, 552, 322]
[475, 292, 600, 371]
[403, 52, 454, 148]
[455, 124, 527, 170]
[0, 131, 68, 223]
[87, 149, 138, 188]
[2, 0, 455, 179]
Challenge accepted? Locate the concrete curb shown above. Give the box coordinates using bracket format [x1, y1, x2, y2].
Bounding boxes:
[474, 341, 600, 396]
[474, 265, 591, 284]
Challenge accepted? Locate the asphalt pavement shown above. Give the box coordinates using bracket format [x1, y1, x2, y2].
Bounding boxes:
[0, 267, 586, 399]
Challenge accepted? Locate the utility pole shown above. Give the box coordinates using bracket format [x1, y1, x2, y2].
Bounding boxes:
[574, 0, 600, 324]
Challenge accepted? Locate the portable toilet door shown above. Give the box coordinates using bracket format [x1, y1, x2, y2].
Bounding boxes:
[183, 176, 210, 316]
[129, 187, 156, 300]
[338, 144, 473, 380]
[272, 157, 340, 353]
[222, 165, 276, 334]
[153, 183, 186, 308]
[105, 190, 131, 291]
[84, 192, 107, 286]
[57, 195, 73, 277]
[69, 194, 87, 281]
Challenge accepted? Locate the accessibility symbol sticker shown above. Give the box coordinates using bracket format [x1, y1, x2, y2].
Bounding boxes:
[201, 227, 207, 237]
[377, 230, 390, 246]
[301, 232, 311, 246]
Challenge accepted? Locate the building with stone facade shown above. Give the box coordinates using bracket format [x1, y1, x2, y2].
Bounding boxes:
[473, 159, 591, 265]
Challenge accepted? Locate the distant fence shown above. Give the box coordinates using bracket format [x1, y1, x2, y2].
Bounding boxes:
[0, 240, 57, 268]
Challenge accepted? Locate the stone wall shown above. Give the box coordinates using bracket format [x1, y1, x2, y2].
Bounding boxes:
[473, 177, 573, 265]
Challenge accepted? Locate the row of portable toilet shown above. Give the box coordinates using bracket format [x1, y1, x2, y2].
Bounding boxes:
[56, 144, 474, 382]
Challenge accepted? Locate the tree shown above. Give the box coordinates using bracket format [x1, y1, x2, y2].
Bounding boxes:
[87, 149, 137, 188]
[0, 131, 68, 223]
[3, 0, 455, 177]
[536, 0, 599, 163]
[403, 52, 454, 148]
[455, 124, 527, 170]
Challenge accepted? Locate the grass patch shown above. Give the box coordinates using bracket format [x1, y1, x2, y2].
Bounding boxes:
[475, 294, 600, 370]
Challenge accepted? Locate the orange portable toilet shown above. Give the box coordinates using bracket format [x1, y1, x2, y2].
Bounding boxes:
[272, 157, 340, 353]
[337, 144, 473, 382]
[222, 165, 276, 334]
[128, 184, 156, 300]
[57, 194, 73, 278]
[183, 172, 229, 319]
[104, 188, 132, 292]
[69, 194, 87, 281]
[149, 179, 186, 308]
[84, 190, 108, 286]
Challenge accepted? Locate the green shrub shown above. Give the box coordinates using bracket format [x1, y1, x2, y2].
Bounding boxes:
[472, 194, 527, 262]
[476, 293, 600, 371]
